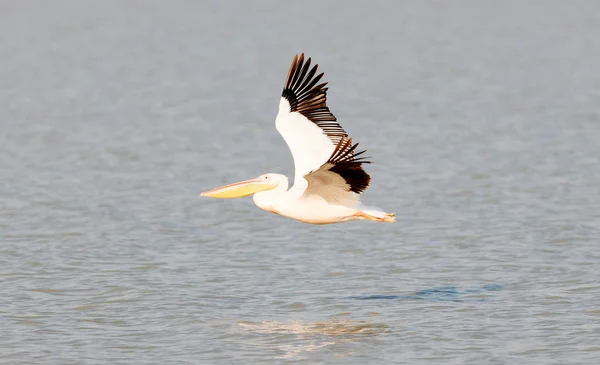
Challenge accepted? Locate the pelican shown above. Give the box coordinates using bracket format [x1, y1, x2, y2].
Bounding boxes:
[200, 54, 395, 224]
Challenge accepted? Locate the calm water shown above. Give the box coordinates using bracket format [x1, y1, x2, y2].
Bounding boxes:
[1, 1, 600, 364]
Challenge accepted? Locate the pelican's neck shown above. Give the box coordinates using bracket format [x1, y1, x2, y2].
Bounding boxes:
[253, 176, 289, 210]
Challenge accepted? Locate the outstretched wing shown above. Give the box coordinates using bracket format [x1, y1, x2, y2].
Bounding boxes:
[275, 53, 352, 183]
[302, 137, 371, 205]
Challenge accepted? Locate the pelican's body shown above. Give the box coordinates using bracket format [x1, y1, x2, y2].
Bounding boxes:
[201, 54, 395, 224]
[251, 175, 360, 224]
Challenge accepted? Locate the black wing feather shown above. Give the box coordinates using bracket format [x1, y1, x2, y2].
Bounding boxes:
[325, 137, 371, 194]
[281, 54, 349, 146]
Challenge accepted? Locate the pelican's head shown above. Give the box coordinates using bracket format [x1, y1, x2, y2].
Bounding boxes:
[200, 173, 285, 199]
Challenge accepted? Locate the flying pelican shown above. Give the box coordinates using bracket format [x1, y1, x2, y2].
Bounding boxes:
[200, 54, 395, 224]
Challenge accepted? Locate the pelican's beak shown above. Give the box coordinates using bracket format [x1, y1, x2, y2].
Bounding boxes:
[200, 178, 276, 198]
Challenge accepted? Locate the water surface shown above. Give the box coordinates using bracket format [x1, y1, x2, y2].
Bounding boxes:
[1, 1, 599, 364]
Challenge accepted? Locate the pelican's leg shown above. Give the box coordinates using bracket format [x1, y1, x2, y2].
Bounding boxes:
[353, 211, 396, 223]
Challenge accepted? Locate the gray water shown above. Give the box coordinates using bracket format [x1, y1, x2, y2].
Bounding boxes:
[1, 1, 600, 364]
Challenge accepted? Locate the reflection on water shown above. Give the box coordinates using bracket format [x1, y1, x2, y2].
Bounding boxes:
[238, 319, 389, 336]
[349, 284, 503, 302]
[238, 319, 389, 359]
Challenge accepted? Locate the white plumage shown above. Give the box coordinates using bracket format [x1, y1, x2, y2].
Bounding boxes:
[201, 54, 394, 224]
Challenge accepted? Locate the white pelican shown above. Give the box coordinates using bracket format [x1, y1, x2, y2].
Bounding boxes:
[200, 54, 395, 224]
